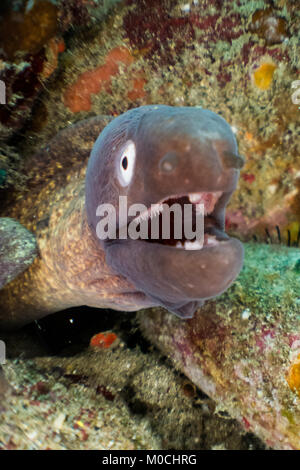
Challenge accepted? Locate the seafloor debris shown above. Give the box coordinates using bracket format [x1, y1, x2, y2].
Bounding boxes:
[140, 242, 300, 450]
[0, 327, 264, 449]
[0, 217, 37, 289]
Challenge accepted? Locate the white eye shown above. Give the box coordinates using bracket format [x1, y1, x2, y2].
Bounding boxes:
[118, 140, 136, 187]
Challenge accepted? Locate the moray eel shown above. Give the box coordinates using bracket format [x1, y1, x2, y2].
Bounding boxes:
[0, 105, 244, 330]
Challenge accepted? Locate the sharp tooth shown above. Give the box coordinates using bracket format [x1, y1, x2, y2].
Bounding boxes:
[205, 235, 219, 246]
[189, 193, 202, 203]
[183, 240, 204, 250]
[150, 203, 164, 219]
[189, 191, 223, 215]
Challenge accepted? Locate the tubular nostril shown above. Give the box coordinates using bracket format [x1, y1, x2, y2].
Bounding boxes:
[159, 152, 179, 173]
[221, 151, 245, 170]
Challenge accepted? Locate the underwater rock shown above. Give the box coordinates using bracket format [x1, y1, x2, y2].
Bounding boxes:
[0, 0, 120, 139]
[140, 242, 300, 450]
[0, 0, 59, 138]
[0, 334, 264, 450]
[0, 217, 37, 289]
[0, 1, 58, 61]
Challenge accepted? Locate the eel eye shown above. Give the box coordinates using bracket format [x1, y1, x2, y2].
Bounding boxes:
[118, 141, 136, 187]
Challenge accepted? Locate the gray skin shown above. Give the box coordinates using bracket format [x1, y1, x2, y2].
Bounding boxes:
[86, 105, 244, 318]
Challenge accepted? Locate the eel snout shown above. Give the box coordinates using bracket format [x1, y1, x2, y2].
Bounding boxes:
[86, 105, 245, 318]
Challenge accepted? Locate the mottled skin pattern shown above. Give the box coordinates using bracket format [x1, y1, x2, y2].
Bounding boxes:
[0, 116, 152, 329]
[0, 106, 244, 330]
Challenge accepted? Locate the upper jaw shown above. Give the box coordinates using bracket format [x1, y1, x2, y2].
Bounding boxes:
[113, 190, 233, 251]
[132, 191, 223, 223]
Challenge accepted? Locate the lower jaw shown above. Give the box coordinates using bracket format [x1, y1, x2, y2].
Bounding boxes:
[132, 230, 231, 251]
[175, 234, 228, 251]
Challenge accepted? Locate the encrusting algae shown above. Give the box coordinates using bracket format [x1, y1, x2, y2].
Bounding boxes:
[140, 242, 300, 450]
[253, 62, 277, 90]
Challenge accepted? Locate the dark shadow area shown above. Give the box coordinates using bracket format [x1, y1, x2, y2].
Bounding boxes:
[1, 306, 153, 358]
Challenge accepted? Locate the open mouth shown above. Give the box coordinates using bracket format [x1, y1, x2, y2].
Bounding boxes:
[125, 191, 230, 250]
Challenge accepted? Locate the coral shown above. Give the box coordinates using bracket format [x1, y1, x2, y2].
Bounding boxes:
[0, 334, 263, 449]
[290, 173, 300, 218]
[0, 353, 161, 449]
[241, 173, 256, 183]
[0, 218, 37, 289]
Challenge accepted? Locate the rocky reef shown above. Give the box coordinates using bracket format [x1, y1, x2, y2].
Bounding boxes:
[0, 0, 299, 451]
[140, 242, 300, 450]
[0, 217, 37, 289]
[0, 309, 265, 450]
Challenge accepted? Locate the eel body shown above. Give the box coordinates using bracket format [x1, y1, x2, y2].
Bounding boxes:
[0, 106, 244, 329]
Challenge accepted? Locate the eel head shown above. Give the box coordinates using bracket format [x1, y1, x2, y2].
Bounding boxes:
[86, 105, 244, 318]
